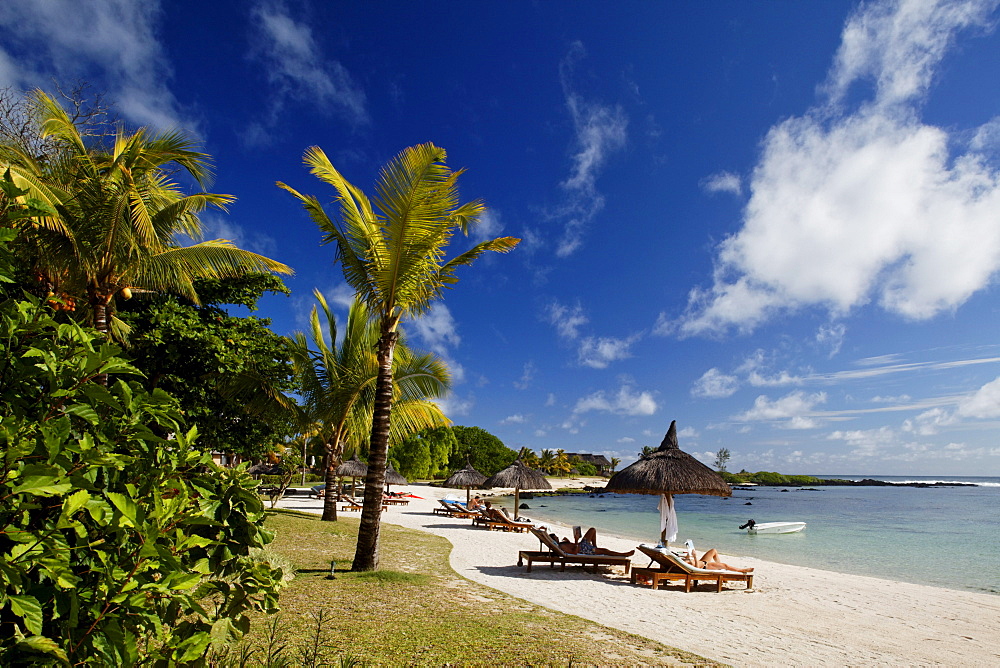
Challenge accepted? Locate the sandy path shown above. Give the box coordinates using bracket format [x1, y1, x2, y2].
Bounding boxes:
[279, 484, 1000, 667]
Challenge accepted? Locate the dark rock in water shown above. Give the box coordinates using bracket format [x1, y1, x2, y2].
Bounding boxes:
[597, 509, 606, 512]
[521, 493, 534, 499]
[519, 503, 530, 510]
[797, 488, 822, 491]
[539, 504, 547, 507]
[745, 502, 752, 505]
[780, 489, 789, 492]
[589, 494, 595, 498]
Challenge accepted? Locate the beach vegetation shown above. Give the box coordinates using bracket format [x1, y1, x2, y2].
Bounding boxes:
[722, 470, 824, 486]
[448, 425, 519, 476]
[117, 273, 298, 458]
[0, 281, 283, 664]
[280, 142, 518, 570]
[289, 291, 450, 522]
[0, 89, 291, 352]
[391, 425, 457, 480]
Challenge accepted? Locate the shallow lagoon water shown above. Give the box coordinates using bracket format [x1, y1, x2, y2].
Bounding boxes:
[511, 476, 1000, 594]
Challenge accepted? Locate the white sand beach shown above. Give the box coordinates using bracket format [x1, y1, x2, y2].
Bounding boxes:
[279, 483, 1000, 666]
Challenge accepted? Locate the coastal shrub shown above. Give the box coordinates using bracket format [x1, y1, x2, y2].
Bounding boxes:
[0, 295, 284, 665]
[749, 471, 789, 485]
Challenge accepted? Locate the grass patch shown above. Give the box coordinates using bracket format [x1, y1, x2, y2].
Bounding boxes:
[220, 511, 722, 667]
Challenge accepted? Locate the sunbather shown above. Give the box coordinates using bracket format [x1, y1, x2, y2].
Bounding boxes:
[682, 541, 753, 573]
[467, 496, 485, 510]
[553, 527, 634, 557]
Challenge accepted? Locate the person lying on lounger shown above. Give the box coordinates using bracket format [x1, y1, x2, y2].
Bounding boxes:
[552, 527, 634, 557]
[467, 496, 485, 511]
[682, 540, 753, 573]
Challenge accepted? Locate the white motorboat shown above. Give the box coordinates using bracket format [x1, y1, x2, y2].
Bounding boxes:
[739, 519, 806, 534]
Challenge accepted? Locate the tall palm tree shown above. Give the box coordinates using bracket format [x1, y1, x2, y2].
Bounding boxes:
[290, 290, 451, 521]
[538, 449, 556, 474]
[2, 90, 291, 341]
[280, 143, 518, 570]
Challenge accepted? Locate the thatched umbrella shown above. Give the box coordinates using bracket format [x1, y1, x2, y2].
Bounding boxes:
[384, 462, 408, 494]
[335, 453, 368, 498]
[483, 458, 552, 516]
[443, 457, 487, 503]
[604, 420, 731, 546]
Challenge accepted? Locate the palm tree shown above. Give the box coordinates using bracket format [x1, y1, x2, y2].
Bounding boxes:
[280, 143, 518, 570]
[610, 456, 621, 473]
[2, 90, 291, 341]
[290, 290, 451, 521]
[538, 449, 556, 474]
[552, 449, 572, 476]
[518, 447, 540, 469]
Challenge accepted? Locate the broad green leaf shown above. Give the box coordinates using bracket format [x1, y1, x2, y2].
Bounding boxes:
[8, 594, 43, 635]
[12, 476, 72, 497]
[61, 489, 91, 517]
[14, 635, 68, 663]
[106, 492, 139, 527]
[65, 403, 100, 425]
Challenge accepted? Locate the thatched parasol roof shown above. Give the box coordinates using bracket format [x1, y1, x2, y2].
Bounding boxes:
[443, 458, 488, 503]
[384, 462, 408, 486]
[335, 453, 368, 478]
[483, 458, 551, 491]
[443, 458, 487, 489]
[605, 421, 731, 497]
[483, 458, 551, 514]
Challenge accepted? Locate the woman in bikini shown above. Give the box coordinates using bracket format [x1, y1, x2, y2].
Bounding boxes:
[554, 527, 634, 557]
[683, 542, 753, 573]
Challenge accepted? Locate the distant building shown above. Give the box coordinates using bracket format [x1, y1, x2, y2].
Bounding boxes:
[211, 451, 244, 468]
[564, 453, 613, 475]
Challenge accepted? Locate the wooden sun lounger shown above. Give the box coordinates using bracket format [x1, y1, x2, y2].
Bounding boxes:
[338, 495, 387, 513]
[382, 496, 410, 505]
[518, 528, 632, 575]
[439, 501, 482, 519]
[632, 544, 753, 592]
[481, 507, 534, 532]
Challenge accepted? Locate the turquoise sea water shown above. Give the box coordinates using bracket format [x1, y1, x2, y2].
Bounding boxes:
[508, 476, 1000, 595]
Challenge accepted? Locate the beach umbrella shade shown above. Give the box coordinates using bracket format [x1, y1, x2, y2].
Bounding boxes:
[443, 457, 487, 503]
[483, 458, 552, 516]
[335, 453, 368, 497]
[384, 461, 408, 494]
[604, 420, 731, 546]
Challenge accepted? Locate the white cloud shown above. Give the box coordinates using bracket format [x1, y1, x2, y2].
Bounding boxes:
[250, 1, 367, 126]
[577, 334, 639, 369]
[545, 393, 556, 407]
[323, 283, 357, 311]
[701, 171, 743, 196]
[436, 393, 473, 418]
[546, 300, 589, 340]
[513, 361, 536, 390]
[692, 368, 739, 399]
[617, 436, 636, 443]
[409, 303, 461, 356]
[816, 323, 847, 358]
[956, 375, 1000, 418]
[500, 414, 526, 425]
[0, 0, 191, 130]
[735, 390, 827, 427]
[554, 41, 628, 257]
[200, 214, 278, 257]
[680, 0, 1000, 336]
[408, 304, 464, 383]
[573, 383, 658, 416]
[472, 208, 504, 244]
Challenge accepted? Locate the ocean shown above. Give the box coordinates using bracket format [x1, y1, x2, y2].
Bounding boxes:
[511, 476, 1000, 595]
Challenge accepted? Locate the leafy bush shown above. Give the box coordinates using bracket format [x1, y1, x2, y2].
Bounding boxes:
[0, 295, 284, 665]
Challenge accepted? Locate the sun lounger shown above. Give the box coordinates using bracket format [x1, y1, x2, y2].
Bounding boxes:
[632, 544, 753, 592]
[382, 494, 409, 505]
[338, 494, 387, 513]
[481, 507, 534, 532]
[518, 528, 632, 574]
[438, 500, 483, 519]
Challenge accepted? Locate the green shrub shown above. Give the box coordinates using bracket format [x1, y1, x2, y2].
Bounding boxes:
[0, 295, 284, 665]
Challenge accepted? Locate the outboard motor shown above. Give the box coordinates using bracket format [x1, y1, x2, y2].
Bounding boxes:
[739, 519, 756, 531]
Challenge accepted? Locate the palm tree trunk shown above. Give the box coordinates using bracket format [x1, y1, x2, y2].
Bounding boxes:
[352, 330, 398, 571]
[321, 440, 339, 521]
[92, 296, 110, 386]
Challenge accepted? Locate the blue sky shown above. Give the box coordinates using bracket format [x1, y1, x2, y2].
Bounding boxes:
[3, 0, 1000, 476]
